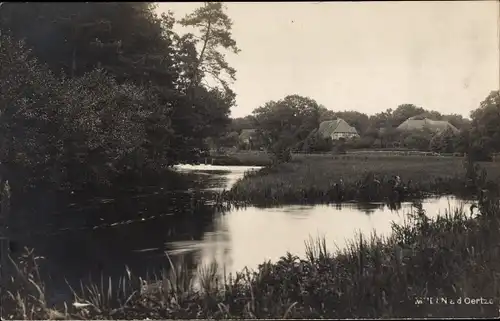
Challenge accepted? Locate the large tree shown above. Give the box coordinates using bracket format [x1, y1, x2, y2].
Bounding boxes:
[1, 2, 237, 161]
[469, 90, 500, 158]
[179, 2, 240, 94]
[442, 114, 470, 130]
[0, 3, 169, 81]
[0, 2, 239, 191]
[390, 104, 426, 127]
[253, 95, 322, 151]
[335, 111, 370, 135]
[229, 116, 256, 133]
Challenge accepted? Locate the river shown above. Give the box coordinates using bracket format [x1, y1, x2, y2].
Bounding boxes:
[8, 164, 472, 304]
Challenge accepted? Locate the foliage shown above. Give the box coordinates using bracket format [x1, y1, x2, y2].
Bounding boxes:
[252, 95, 322, 151]
[442, 114, 470, 130]
[468, 90, 500, 160]
[0, 2, 240, 192]
[333, 138, 347, 154]
[236, 92, 485, 155]
[378, 127, 400, 148]
[218, 131, 240, 149]
[269, 133, 294, 164]
[0, 35, 170, 191]
[229, 115, 256, 134]
[429, 128, 456, 154]
[179, 2, 240, 94]
[219, 92, 484, 155]
[400, 129, 433, 151]
[302, 129, 333, 153]
[346, 136, 376, 149]
[390, 104, 426, 127]
[0, 3, 169, 82]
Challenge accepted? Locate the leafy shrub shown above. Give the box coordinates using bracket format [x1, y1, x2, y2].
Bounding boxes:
[0, 34, 172, 191]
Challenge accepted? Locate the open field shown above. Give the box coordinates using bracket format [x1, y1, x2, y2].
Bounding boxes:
[227, 154, 500, 206]
[207, 150, 272, 166]
[3, 195, 500, 319]
[209, 150, 469, 167]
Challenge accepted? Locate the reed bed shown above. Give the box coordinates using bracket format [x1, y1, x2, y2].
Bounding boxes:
[228, 155, 500, 206]
[2, 191, 500, 319]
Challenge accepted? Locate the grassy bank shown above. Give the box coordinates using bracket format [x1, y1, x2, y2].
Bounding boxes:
[2, 194, 500, 319]
[204, 150, 466, 167]
[205, 150, 272, 166]
[227, 154, 500, 206]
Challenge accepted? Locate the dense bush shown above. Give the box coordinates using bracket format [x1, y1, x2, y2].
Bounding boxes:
[301, 130, 333, 153]
[0, 36, 173, 192]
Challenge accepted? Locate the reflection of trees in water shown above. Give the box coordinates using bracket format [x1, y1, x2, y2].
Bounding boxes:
[333, 201, 402, 214]
[167, 213, 232, 287]
[202, 214, 232, 274]
[355, 202, 385, 214]
[8, 170, 227, 304]
[387, 201, 402, 211]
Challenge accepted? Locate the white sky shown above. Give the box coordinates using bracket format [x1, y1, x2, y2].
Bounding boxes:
[157, 1, 499, 119]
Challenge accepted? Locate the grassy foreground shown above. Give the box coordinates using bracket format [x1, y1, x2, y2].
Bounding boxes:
[228, 154, 500, 206]
[2, 192, 500, 319]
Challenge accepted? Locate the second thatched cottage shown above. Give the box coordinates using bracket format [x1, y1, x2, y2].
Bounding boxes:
[317, 119, 359, 140]
[397, 116, 459, 134]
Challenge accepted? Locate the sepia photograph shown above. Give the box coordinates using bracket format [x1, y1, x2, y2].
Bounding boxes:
[0, 1, 499, 319]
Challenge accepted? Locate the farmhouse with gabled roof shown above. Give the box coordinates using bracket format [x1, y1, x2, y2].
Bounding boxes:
[317, 119, 359, 140]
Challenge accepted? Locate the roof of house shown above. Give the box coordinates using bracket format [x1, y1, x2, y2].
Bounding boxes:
[239, 129, 257, 140]
[317, 119, 359, 138]
[397, 118, 459, 134]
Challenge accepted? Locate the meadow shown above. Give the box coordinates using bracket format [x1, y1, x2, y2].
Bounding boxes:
[207, 150, 273, 166]
[227, 153, 500, 206]
[2, 194, 499, 319]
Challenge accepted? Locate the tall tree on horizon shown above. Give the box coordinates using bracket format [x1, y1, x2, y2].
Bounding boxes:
[179, 2, 240, 96]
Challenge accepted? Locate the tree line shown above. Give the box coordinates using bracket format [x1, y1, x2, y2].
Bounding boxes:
[220, 92, 499, 162]
[1, 1, 497, 194]
[0, 2, 238, 193]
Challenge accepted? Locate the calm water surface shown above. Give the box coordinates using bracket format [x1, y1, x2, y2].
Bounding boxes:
[10, 164, 472, 302]
[171, 165, 472, 274]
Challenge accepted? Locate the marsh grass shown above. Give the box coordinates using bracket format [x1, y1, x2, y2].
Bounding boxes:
[228, 155, 500, 206]
[2, 193, 500, 319]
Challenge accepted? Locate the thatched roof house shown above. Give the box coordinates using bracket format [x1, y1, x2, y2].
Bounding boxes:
[317, 119, 359, 140]
[397, 116, 459, 134]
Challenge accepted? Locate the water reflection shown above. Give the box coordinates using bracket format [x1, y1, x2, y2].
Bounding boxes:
[174, 164, 261, 191]
[180, 196, 470, 276]
[8, 170, 225, 304]
[8, 164, 471, 305]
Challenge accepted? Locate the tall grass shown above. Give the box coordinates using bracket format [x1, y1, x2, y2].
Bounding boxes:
[228, 155, 500, 206]
[2, 192, 500, 319]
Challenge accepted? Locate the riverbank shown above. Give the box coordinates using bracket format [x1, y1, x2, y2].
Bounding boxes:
[205, 150, 469, 167]
[227, 155, 500, 206]
[203, 151, 272, 166]
[2, 195, 499, 319]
